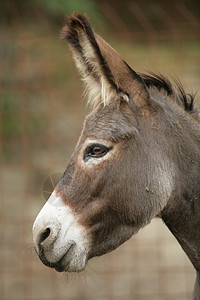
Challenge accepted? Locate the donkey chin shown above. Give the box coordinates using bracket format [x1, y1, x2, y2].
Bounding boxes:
[32, 192, 90, 272]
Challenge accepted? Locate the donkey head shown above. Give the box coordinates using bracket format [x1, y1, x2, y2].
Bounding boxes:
[33, 13, 174, 272]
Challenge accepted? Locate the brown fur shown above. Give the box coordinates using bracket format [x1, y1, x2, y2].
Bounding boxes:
[51, 13, 200, 298]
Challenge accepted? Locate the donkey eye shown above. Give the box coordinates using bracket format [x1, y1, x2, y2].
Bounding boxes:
[84, 144, 111, 160]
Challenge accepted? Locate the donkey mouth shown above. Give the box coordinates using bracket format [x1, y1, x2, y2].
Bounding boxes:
[38, 242, 87, 272]
[38, 242, 74, 271]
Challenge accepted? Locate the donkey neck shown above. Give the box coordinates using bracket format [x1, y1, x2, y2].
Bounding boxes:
[160, 112, 200, 271]
[162, 205, 200, 271]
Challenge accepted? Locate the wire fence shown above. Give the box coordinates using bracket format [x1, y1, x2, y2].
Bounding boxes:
[99, 1, 199, 43]
[0, 3, 199, 299]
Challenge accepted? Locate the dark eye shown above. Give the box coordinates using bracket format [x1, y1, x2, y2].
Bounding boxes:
[84, 144, 111, 160]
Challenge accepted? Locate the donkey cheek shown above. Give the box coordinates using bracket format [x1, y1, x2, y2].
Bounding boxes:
[89, 225, 135, 258]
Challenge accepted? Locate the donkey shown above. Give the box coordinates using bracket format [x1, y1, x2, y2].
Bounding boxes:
[32, 13, 200, 299]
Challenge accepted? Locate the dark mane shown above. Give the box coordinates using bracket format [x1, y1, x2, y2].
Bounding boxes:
[141, 73, 173, 96]
[140, 72, 197, 114]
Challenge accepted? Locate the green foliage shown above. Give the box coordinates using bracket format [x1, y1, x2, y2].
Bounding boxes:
[32, 0, 103, 26]
[1, 92, 46, 139]
[0, 0, 103, 28]
[1, 93, 21, 137]
[34, 0, 98, 16]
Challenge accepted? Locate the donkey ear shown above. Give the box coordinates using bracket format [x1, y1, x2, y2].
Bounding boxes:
[61, 12, 149, 107]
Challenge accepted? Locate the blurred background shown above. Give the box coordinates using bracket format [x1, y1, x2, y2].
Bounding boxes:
[0, 0, 199, 299]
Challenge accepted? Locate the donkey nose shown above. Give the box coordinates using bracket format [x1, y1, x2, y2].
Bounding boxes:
[39, 227, 51, 244]
[33, 221, 60, 253]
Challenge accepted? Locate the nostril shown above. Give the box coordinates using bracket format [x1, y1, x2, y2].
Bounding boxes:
[39, 228, 51, 244]
[33, 220, 60, 252]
